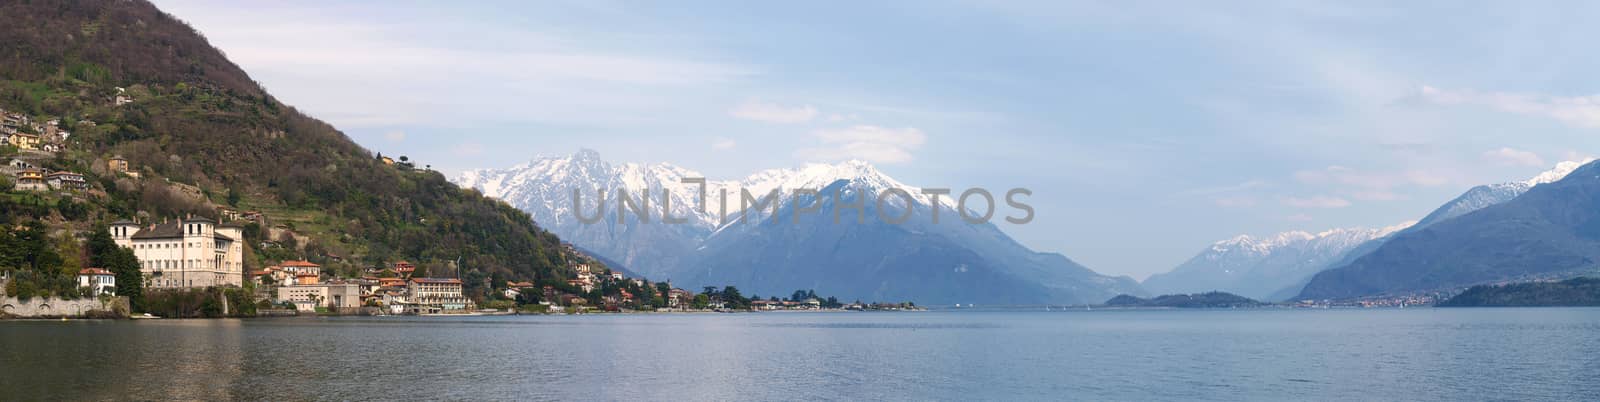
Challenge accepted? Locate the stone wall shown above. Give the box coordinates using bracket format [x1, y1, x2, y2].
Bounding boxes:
[0, 296, 129, 318]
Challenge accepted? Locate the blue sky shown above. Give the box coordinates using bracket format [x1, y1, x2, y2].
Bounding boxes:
[156, 0, 1600, 280]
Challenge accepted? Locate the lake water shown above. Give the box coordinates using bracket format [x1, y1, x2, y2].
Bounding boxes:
[2, 308, 1598, 401]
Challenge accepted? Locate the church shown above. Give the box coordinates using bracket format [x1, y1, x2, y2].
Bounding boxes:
[110, 217, 245, 289]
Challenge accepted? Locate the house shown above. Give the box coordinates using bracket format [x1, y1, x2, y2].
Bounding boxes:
[7, 132, 40, 150]
[609, 272, 624, 281]
[278, 260, 322, 277]
[107, 155, 134, 177]
[14, 168, 48, 191]
[294, 273, 320, 286]
[407, 278, 470, 311]
[380, 156, 395, 165]
[566, 279, 593, 293]
[77, 268, 116, 296]
[666, 288, 692, 308]
[377, 277, 407, 288]
[45, 171, 87, 190]
[276, 282, 361, 312]
[7, 158, 32, 170]
[394, 261, 415, 276]
[109, 217, 245, 289]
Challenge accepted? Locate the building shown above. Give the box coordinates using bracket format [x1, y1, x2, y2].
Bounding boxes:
[109, 217, 244, 289]
[276, 283, 361, 312]
[77, 268, 116, 296]
[45, 171, 86, 190]
[7, 132, 40, 150]
[407, 278, 470, 311]
[279, 260, 322, 277]
[14, 168, 47, 191]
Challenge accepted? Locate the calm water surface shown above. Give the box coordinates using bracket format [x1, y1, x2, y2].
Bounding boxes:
[3, 308, 1598, 401]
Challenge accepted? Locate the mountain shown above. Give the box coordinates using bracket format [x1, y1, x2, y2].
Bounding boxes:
[457, 151, 1145, 305]
[1147, 159, 1595, 302]
[1102, 292, 1264, 308]
[455, 149, 711, 279]
[0, 0, 576, 300]
[1436, 277, 1600, 307]
[1142, 223, 1411, 301]
[1298, 160, 1600, 300]
[1321, 158, 1596, 272]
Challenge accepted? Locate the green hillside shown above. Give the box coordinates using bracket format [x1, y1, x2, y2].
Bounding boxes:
[0, 0, 576, 302]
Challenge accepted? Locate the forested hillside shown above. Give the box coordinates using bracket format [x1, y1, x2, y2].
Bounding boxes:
[0, 0, 575, 301]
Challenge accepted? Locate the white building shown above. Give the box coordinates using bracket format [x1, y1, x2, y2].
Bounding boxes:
[408, 278, 471, 311]
[110, 217, 245, 289]
[276, 283, 361, 312]
[77, 268, 116, 296]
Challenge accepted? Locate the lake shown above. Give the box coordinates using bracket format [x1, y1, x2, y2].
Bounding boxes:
[2, 308, 1598, 401]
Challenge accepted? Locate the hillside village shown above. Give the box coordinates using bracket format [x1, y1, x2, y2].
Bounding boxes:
[0, 100, 898, 317]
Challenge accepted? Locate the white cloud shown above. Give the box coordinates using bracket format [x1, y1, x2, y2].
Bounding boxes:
[1420, 86, 1600, 128]
[797, 125, 927, 164]
[1284, 213, 1314, 222]
[711, 137, 737, 151]
[383, 130, 407, 142]
[729, 99, 818, 124]
[1282, 196, 1351, 209]
[153, 2, 753, 130]
[1480, 147, 1545, 167]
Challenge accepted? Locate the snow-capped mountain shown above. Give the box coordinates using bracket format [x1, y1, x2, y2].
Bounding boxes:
[455, 149, 1144, 304]
[1314, 157, 1597, 282]
[1142, 222, 1412, 300]
[1148, 158, 1596, 301]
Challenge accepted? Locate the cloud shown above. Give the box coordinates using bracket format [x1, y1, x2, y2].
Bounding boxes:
[797, 125, 927, 164]
[1284, 213, 1314, 222]
[711, 137, 736, 151]
[383, 130, 407, 142]
[729, 99, 818, 124]
[1282, 196, 1351, 209]
[1420, 86, 1600, 128]
[1480, 147, 1545, 167]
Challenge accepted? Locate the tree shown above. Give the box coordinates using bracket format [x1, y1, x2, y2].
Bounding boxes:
[721, 286, 746, 309]
[107, 247, 143, 311]
[226, 187, 241, 207]
[692, 294, 710, 309]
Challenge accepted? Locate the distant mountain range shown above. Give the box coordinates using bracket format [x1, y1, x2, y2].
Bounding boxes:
[456, 150, 1145, 305]
[1142, 222, 1412, 301]
[1150, 158, 1594, 301]
[1298, 159, 1600, 299]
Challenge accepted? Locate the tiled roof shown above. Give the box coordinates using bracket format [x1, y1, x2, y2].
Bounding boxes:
[79, 268, 113, 275]
[280, 260, 321, 267]
[129, 221, 184, 239]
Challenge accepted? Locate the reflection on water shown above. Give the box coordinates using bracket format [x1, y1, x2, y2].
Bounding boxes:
[2, 309, 1599, 400]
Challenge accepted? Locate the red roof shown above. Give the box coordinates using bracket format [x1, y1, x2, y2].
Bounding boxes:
[79, 268, 113, 275]
[280, 260, 321, 267]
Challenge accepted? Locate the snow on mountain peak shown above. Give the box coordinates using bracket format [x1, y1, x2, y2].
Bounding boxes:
[1523, 157, 1597, 186]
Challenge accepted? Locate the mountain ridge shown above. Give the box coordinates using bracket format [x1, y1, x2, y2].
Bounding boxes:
[456, 150, 1143, 304]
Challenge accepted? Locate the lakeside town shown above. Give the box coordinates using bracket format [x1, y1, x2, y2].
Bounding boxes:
[0, 88, 925, 319]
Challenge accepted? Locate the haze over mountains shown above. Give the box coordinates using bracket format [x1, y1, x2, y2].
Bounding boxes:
[1147, 158, 1598, 301]
[456, 150, 1144, 305]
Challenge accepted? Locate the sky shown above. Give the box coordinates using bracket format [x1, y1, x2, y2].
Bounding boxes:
[154, 0, 1600, 280]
